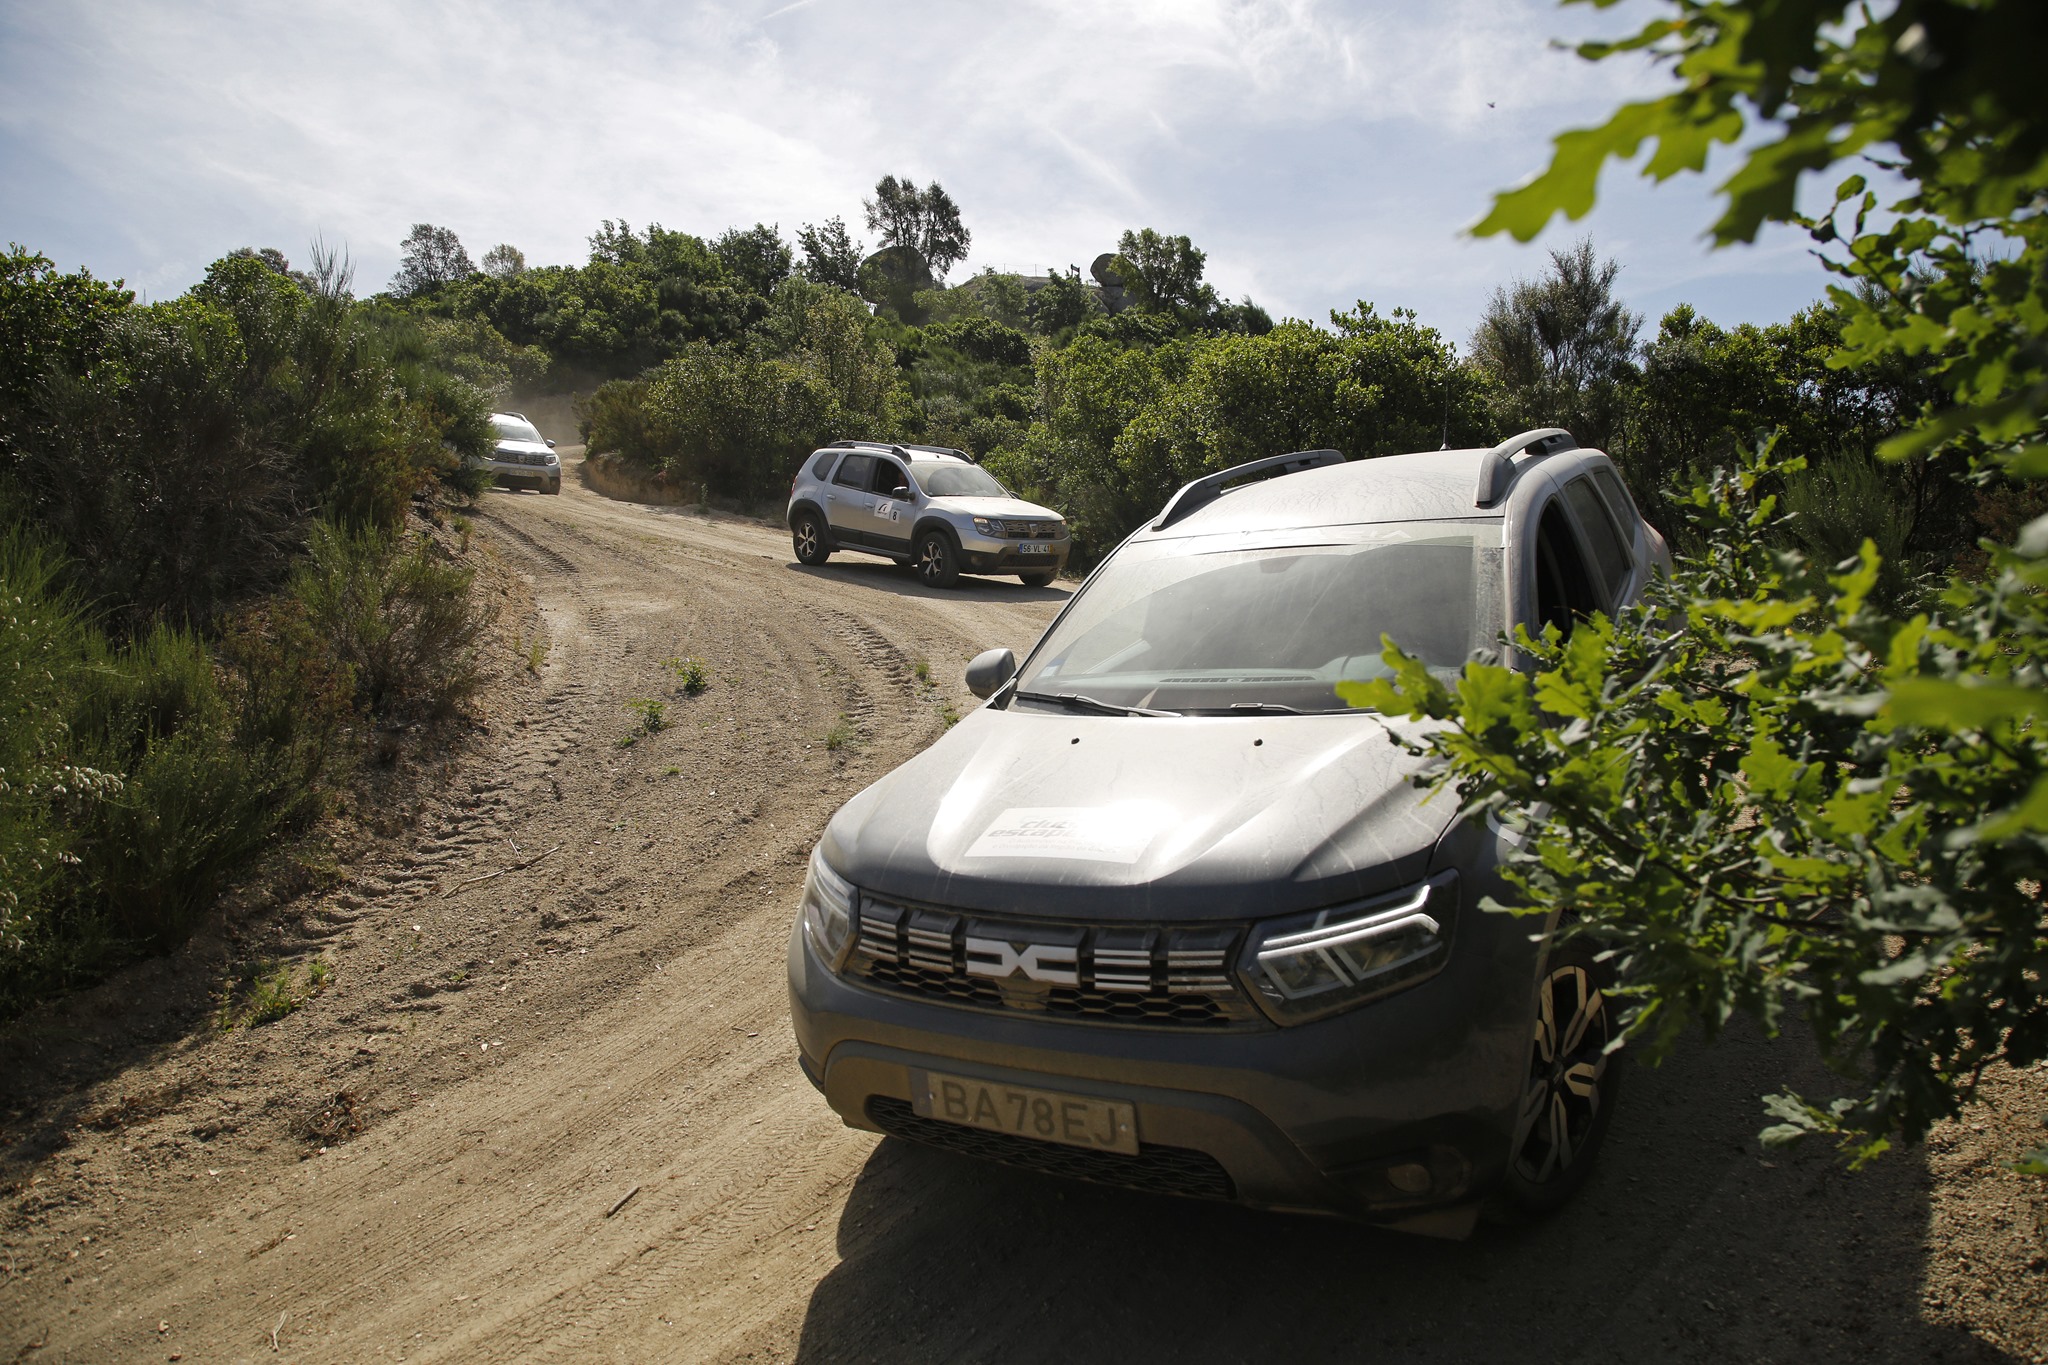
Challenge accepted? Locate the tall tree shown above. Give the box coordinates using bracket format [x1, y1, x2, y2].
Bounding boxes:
[480, 244, 526, 280]
[862, 176, 971, 282]
[796, 217, 865, 290]
[390, 224, 475, 298]
[1468, 238, 1641, 451]
[1027, 265, 1100, 336]
[712, 223, 793, 297]
[1108, 229, 1218, 324]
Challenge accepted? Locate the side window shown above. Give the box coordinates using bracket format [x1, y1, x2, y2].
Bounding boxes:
[1591, 467, 1638, 527]
[1562, 477, 1634, 602]
[832, 453, 875, 489]
[809, 451, 836, 480]
[871, 459, 911, 498]
[1533, 501, 1601, 638]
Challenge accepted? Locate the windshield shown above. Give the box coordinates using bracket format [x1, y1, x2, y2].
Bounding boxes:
[492, 415, 545, 444]
[1015, 527, 1503, 714]
[914, 463, 1008, 498]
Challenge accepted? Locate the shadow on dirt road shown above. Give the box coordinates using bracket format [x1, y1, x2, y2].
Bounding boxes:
[794, 1022, 2010, 1365]
[784, 558, 1075, 606]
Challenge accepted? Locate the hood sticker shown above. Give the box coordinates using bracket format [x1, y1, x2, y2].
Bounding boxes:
[965, 804, 1170, 863]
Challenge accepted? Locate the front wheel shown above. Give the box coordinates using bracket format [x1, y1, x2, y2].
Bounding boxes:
[1018, 570, 1056, 588]
[915, 531, 960, 588]
[792, 511, 830, 565]
[1489, 942, 1620, 1222]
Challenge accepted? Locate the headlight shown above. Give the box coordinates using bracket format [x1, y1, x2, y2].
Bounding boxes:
[800, 845, 854, 969]
[1236, 873, 1456, 1024]
[971, 517, 996, 536]
[545, 452, 559, 465]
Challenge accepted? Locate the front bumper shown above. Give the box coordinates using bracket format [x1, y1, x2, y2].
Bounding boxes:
[787, 907, 1532, 1233]
[954, 530, 1069, 576]
[483, 460, 560, 489]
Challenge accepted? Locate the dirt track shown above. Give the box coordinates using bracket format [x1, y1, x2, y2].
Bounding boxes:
[3, 465, 2045, 1363]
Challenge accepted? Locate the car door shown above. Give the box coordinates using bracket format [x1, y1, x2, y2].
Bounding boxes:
[825, 453, 877, 547]
[862, 457, 916, 556]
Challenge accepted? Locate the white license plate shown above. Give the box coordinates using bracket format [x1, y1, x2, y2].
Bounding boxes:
[1017, 542, 1051, 555]
[911, 1069, 1138, 1154]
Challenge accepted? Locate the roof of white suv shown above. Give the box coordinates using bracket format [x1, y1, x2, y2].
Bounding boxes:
[824, 440, 973, 465]
[1144, 431, 1602, 539]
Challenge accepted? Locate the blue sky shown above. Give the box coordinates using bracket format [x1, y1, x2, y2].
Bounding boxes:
[0, 0, 1842, 346]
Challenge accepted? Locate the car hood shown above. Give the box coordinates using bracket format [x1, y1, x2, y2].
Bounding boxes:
[822, 707, 1455, 923]
[930, 495, 1064, 524]
[493, 439, 553, 458]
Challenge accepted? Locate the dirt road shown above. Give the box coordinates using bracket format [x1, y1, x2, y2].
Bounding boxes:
[3, 469, 2044, 1363]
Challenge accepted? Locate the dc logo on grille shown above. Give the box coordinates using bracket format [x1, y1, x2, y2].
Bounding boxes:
[964, 936, 1078, 985]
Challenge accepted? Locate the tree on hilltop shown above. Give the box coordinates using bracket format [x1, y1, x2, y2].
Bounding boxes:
[797, 217, 865, 290]
[863, 176, 971, 282]
[391, 224, 475, 298]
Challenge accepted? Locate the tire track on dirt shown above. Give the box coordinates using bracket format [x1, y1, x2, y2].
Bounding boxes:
[0, 483, 1058, 1362]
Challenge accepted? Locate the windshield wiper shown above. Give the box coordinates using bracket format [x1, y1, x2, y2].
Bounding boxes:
[1013, 690, 1180, 718]
[1176, 701, 1319, 715]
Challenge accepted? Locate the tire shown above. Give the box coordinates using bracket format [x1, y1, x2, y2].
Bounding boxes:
[915, 530, 960, 588]
[792, 511, 830, 565]
[1489, 941, 1620, 1221]
[1018, 570, 1056, 588]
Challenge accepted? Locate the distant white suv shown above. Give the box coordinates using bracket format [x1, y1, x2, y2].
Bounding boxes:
[786, 441, 1070, 588]
[479, 412, 561, 495]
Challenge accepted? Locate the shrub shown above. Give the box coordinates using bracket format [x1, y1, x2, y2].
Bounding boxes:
[0, 527, 117, 966]
[290, 519, 492, 720]
[0, 525, 352, 1007]
[2, 248, 494, 630]
[664, 655, 709, 694]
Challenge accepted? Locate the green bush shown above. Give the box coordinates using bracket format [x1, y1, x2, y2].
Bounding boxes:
[0, 527, 116, 968]
[0, 526, 348, 1008]
[1, 248, 494, 630]
[70, 625, 296, 948]
[580, 280, 907, 504]
[290, 520, 492, 721]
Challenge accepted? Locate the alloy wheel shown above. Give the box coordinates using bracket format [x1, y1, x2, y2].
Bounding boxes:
[1512, 962, 1610, 1185]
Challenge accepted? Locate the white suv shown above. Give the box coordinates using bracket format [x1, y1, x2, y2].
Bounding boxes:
[479, 412, 561, 494]
[786, 442, 1070, 588]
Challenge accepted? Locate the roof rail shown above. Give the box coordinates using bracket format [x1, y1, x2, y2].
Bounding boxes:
[829, 438, 912, 457]
[1153, 449, 1345, 531]
[1474, 428, 1576, 507]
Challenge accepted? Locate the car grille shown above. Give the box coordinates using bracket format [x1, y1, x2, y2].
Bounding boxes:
[867, 1097, 1236, 1201]
[498, 449, 552, 466]
[988, 520, 1060, 539]
[848, 895, 1262, 1028]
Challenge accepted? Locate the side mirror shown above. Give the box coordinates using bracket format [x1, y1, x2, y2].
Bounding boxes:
[545, 438, 558, 448]
[964, 647, 1017, 700]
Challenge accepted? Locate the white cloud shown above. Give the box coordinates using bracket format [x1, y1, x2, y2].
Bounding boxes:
[0, 0, 1836, 333]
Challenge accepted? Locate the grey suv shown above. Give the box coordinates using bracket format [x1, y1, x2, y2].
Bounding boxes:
[786, 441, 1070, 587]
[788, 429, 1670, 1237]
